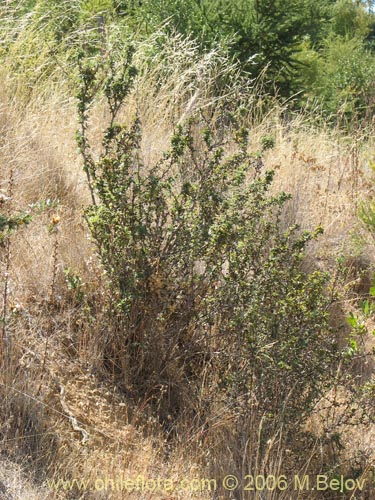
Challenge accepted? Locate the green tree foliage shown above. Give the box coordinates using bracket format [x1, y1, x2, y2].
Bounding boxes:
[4, 0, 375, 116]
[113, 0, 375, 108]
[313, 35, 375, 121]
[331, 0, 374, 38]
[115, 0, 337, 96]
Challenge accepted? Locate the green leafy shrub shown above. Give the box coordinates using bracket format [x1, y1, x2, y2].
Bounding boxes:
[77, 48, 349, 432]
[310, 36, 375, 122]
[71, 45, 375, 490]
[331, 0, 374, 40]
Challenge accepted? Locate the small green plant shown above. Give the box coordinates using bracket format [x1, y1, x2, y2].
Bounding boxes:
[260, 134, 275, 151]
[0, 212, 32, 245]
[359, 198, 375, 234]
[64, 268, 85, 303]
[28, 198, 59, 214]
[346, 273, 375, 346]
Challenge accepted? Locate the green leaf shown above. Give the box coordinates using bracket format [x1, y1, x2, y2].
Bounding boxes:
[346, 313, 358, 328]
[362, 300, 370, 316]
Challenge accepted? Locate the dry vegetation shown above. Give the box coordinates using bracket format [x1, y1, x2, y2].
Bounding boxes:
[1, 32, 375, 500]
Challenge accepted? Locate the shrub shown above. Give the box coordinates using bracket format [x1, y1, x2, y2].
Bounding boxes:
[75, 49, 375, 494]
[310, 35, 375, 123]
[77, 48, 346, 429]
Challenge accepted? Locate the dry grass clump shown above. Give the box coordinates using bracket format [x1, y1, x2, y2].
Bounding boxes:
[0, 457, 51, 500]
[247, 113, 370, 262]
[0, 105, 87, 305]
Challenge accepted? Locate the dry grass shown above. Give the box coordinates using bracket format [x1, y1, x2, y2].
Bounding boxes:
[0, 457, 51, 500]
